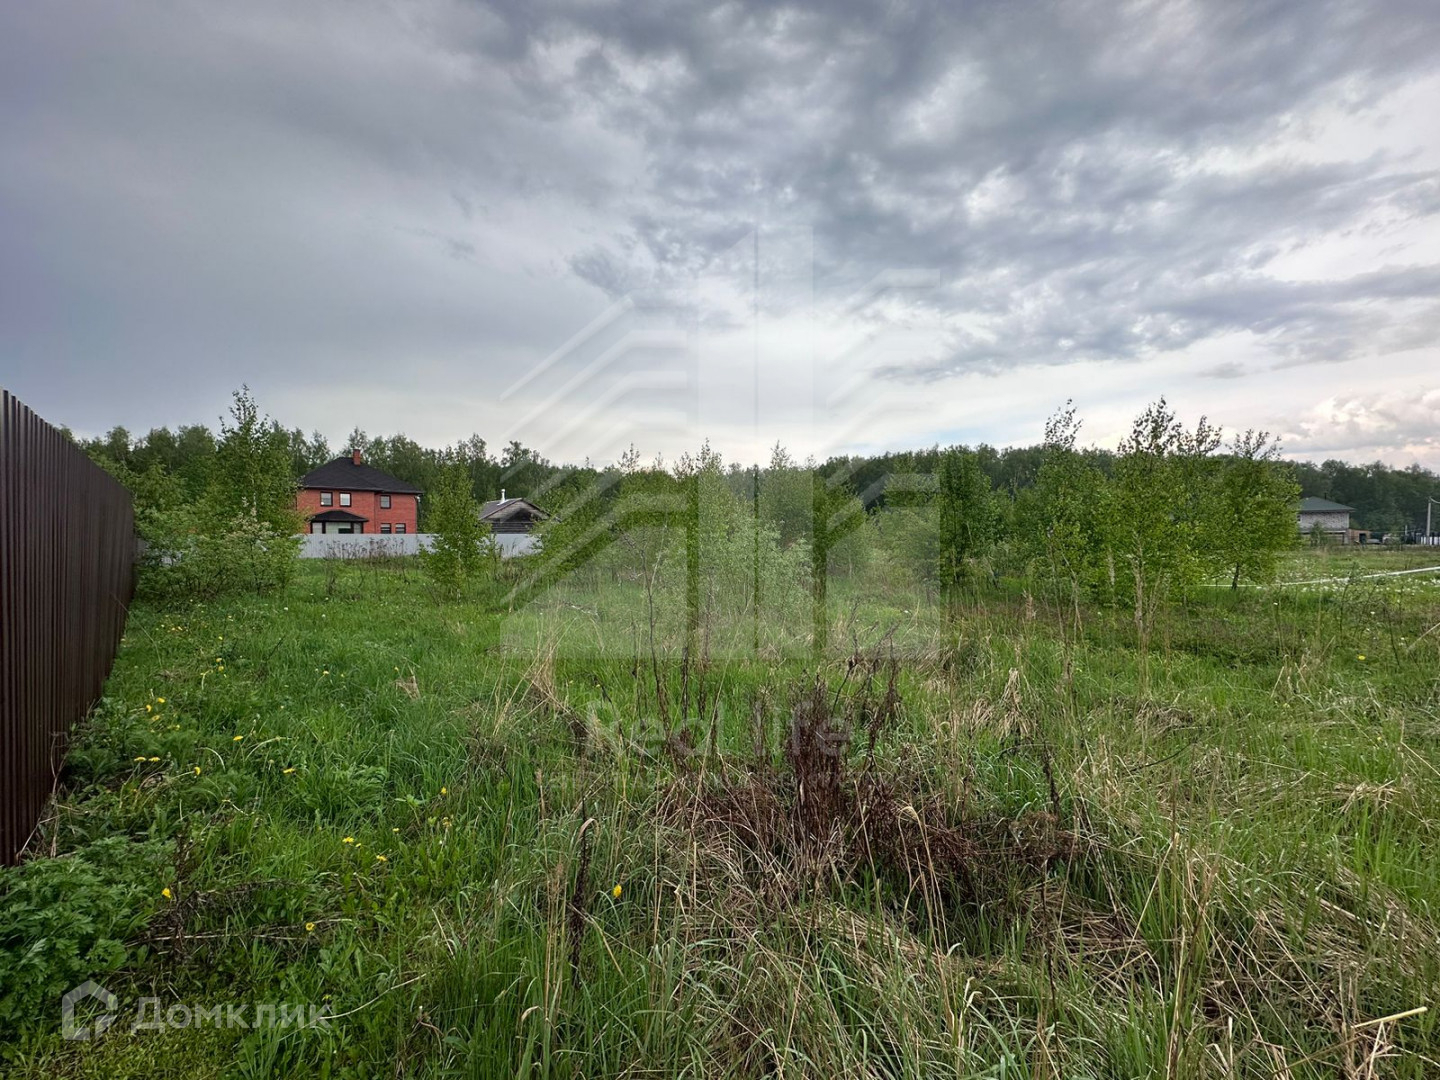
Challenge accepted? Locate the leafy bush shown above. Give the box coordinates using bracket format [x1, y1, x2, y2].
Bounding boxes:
[131, 388, 303, 603]
[420, 464, 491, 598]
[140, 510, 300, 602]
[0, 836, 172, 1044]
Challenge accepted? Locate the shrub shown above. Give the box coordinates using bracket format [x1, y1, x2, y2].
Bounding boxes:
[0, 836, 172, 1045]
[140, 510, 300, 602]
[132, 388, 303, 603]
[420, 464, 491, 597]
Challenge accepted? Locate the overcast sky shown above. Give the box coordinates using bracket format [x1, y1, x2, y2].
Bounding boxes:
[3, 0, 1439, 469]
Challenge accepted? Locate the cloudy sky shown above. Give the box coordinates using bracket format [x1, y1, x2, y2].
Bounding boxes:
[3, 0, 1439, 469]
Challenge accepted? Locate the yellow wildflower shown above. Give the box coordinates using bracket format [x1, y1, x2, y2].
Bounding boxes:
[134, 756, 146, 762]
[612, 884, 622, 899]
[283, 767, 296, 775]
[440, 787, 448, 796]
[374, 854, 387, 862]
[194, 766, 201, 776]
[1357, 654, 1367, 661]
[233, 735, 244, 742]
[156, 697, 165, 704]
[391, 827, 400, 833]
[162, 887, 173, 900]
[342, 836, 355, 844]
[305, 922, 316, 932]
[148, 756, 160, 763]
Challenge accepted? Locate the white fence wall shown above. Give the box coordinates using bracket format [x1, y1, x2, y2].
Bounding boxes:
[298, 533, 539, 559]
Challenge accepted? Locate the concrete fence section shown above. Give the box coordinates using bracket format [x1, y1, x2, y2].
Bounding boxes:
[297, 532, 539, 559]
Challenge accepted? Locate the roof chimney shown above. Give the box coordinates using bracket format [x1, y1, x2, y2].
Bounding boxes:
[500, 488, 506, 501]
[352, 448, 363, 466]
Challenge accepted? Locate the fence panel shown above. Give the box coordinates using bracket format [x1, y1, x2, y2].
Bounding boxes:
[297, 532, 539, 559]
[1, 390, 134, 864]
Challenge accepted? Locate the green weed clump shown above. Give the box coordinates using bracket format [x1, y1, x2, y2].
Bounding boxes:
[0, 834, 173, 1046]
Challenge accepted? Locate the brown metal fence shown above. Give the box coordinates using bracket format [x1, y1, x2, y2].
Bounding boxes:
[1, 389, 135, 864]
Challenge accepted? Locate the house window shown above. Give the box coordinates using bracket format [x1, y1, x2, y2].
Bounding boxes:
[319, 492, 333, 507]
[380, 494, 391, 509]
[380, 524, 392, 534]
[339, 492, 351, 507]
[395, 523, 406, 534]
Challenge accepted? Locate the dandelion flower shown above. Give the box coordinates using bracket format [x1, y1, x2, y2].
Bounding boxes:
[194, 766, 201, 776]
[157, 697, 166, 704]
[374, 854, 387, 862]
[134, 756, 147, 762]
[145, 704, 152, 713]
[342, 836, 355, 844]
[305, 922, 316, 932]
[233, 735, 244, 742]
[148, 756, 160, 763]
[440, 786, 448, 796]
[1357, 654, 1367, 661]
[391, 827, 400, 833]
[283, 767, 296, 775]
[162, 887, 173, 900]
[612, 884, 622, 899]
[322, 670, 329, 676]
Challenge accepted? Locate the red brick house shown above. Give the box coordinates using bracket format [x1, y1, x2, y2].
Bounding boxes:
[297, 450, 422, 535]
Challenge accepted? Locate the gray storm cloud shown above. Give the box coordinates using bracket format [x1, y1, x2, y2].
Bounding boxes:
[2, 0, 1438, 466]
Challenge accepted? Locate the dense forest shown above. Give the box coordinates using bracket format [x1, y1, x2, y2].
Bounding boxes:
[70, 399, 1440, 537]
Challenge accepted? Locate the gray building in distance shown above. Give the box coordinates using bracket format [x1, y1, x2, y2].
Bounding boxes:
[1297, 497, 1354, 541]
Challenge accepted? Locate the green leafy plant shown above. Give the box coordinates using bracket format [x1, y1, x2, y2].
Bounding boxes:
[0, 837, 172, 1045]
[421, 463, 491, 598]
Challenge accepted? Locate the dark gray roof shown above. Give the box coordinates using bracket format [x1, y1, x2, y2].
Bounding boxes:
[309, 508, 368, 523]
[1297, 497, 1355, 513]
[299, 456, 422, 494]
[480, 497, 549, 521]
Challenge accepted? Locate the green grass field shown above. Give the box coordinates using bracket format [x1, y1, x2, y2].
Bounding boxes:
[4, 550, 1440, 1078]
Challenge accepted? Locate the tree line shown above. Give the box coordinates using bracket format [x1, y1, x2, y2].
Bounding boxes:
[74, 399, 1436, 538]
[70, 388, 1432, 609]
